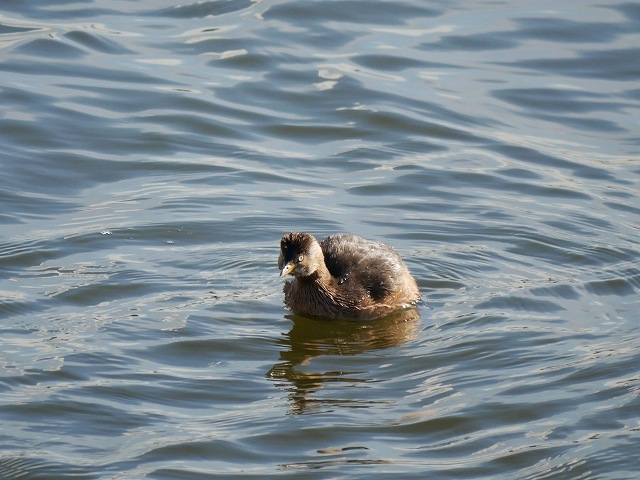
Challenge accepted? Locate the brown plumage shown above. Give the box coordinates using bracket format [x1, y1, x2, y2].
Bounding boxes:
[278, 232, 420, 319]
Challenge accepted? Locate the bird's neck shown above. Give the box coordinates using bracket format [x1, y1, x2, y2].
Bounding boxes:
[293, 265, 344, 318]
[308, 267, 330, 287]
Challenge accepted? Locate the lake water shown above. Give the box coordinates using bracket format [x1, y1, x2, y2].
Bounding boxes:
[1, 0, 639, 478]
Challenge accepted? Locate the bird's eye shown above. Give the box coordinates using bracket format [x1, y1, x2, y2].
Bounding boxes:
[298, 254, 304, 262]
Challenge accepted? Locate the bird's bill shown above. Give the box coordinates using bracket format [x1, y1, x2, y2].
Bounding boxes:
[280, 262, 296, 278]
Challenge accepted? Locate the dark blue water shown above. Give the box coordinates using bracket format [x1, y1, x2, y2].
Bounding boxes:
[1, 1, 639, 478]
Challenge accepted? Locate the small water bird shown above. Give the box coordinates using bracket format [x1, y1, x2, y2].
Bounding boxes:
[278, 232, 420, 319]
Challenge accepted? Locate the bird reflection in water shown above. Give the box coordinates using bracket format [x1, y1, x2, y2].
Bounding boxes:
[267, 307, 420, 414]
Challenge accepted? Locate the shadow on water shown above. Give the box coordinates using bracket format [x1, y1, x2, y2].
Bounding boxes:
[267, 308, 420, 414]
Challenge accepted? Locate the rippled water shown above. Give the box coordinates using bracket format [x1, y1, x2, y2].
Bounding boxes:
[1, 0, 639, 478]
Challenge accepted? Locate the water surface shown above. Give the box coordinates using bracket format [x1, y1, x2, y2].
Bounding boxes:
[1, 0, 639, 478]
